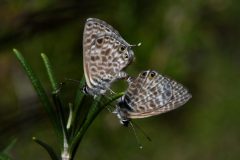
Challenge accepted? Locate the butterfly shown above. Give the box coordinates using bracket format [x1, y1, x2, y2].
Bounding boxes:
[114, 70, 192, 126]
[82, 18, 135, 96]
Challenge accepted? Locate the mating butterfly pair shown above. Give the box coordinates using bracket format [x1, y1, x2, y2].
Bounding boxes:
[82, 18, 191, 125]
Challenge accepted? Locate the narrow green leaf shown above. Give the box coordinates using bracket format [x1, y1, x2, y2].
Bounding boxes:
[0, 139, 16, 160]
[67, 103, 73, 130]
[13, 49, 60, 136]
[3, 139, 17, 154]
[41, 53, 58, 91]
[52, 92, 69, 144]
[32, 137, 59, 160]
[70, 76, 85, 136]
[70, 92, 124, 157]
[0, 153, 12, 160]
[41, 53, 68, 142]
[100, 92, 125, 109]
[70, 96, 101, 158]
[73, 76, 85, 110]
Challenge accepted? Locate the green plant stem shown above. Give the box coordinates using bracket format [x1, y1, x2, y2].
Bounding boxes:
[70, 92, 124, 158]
[41, 53, 58, 91]
[41, 52, 71, 155]
[3, 139, 17, 154]
[70, 76, 85, 138]
[13, 49, 60, 134]
[73, 76, 85, 110]
[41, 53, 71, 155]
[52, 92, 69, 144]
[13, 49, 125, 160]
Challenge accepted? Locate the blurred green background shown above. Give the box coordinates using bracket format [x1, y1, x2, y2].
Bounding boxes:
[0, 0, 240, 159]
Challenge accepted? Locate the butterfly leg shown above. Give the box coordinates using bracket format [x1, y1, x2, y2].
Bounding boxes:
[117, 72, 135, 86]
[116, 71, 128, 79]
[126, 76, 134, 84]
[105, 71, 128, 95]
[108, 88, 116, 95]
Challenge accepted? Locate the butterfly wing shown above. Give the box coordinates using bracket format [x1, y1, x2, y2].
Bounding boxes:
[83, 18, 119, 89]
[83, 18, 134, 95]
[124, 70, 191, 119]
[87, 34, 133, 92]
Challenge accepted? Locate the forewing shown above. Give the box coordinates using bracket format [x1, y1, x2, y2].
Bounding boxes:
[87, 34, 132, 90]
[83, 18, 121, 88]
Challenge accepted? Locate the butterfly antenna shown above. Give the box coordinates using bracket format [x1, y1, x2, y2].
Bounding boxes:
[131, 121, 152, 142]
[129, 121, 143, 149]
[137, 42, 142, 46]
[64, 78, 81, 84]
[129, 42, 142, 48]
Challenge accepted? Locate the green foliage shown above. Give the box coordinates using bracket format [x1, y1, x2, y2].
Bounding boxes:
[12, 49, 123, 160]
[1, 1, 240, 159]
[0, 154, 11, 160]
[0, 139, 17, 160]
[32, 137, 58, 160]
[13, 49, 59, 135]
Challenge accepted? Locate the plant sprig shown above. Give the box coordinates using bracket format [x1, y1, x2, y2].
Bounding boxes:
[13, 49, 123, 160]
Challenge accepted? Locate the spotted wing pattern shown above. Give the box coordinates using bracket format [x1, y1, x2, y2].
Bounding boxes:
[115, 70, 191, 124]
[83, 18, 134, 96]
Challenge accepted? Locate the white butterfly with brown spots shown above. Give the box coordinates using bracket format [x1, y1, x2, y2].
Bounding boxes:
[82, 18, 136, 97]
[114, 70, 192, 126]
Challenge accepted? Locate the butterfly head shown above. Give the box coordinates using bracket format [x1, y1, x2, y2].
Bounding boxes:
[117, 44, 135, 66]
[114, 106, 130, 127]
[127, 42, 141, 62]
[113, 96, 132, 127]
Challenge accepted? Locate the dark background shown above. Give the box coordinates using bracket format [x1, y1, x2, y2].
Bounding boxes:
[0, 0, 240, 159]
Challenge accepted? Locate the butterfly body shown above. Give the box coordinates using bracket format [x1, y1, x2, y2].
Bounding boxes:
[114, 70, 192, 126]
[83, 18, 135, 96]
